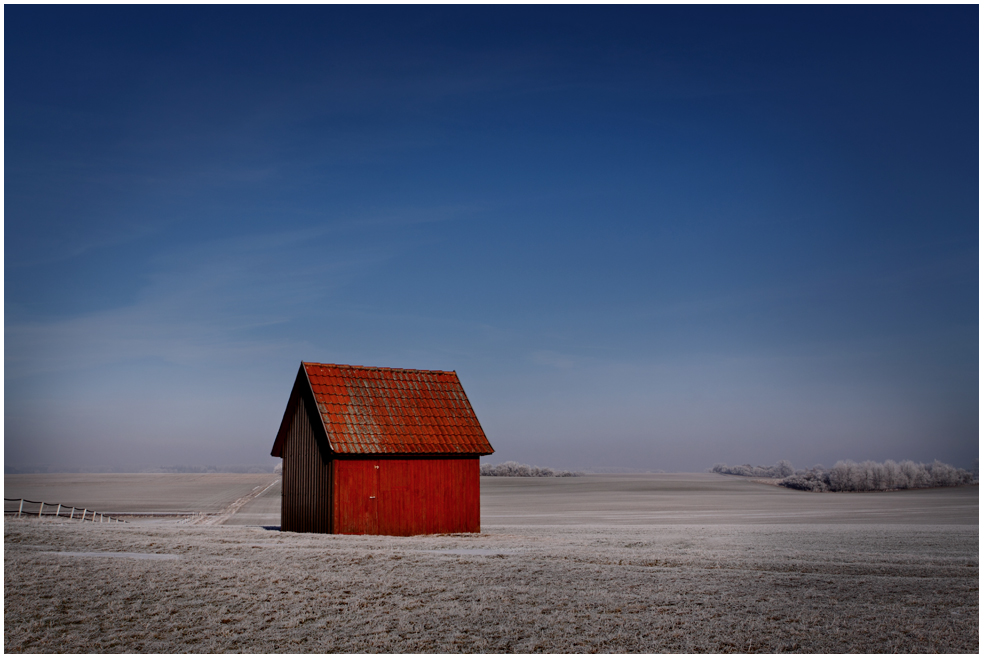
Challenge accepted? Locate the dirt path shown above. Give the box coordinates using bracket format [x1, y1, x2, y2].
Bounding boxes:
[194, 479, 280, 526]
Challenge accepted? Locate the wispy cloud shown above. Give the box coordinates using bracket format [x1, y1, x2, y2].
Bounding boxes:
[5, 220, 162, 269]
[5, 228, 390, 378]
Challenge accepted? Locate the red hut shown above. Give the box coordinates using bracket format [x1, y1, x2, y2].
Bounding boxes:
[270, 362, 495, 535]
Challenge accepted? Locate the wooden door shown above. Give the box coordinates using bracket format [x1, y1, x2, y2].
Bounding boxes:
[334, 460, 379, 534]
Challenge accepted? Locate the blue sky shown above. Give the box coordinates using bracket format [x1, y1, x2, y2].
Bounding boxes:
[5, 6, 978, 472]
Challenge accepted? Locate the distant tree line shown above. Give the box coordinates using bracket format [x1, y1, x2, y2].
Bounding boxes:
[710, 461, 796, 479]
[480, 461, 581, 477]
[711, 459, 974, 492]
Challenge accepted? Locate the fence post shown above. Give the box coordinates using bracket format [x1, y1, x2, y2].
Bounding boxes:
[38, 502, 44, 519]
[56, 504, 61, 518]
[99, 514, 103, 523]
[70, 507, 76, 520]
[18, 499, 24, 517]
[82, 508, 88, 521]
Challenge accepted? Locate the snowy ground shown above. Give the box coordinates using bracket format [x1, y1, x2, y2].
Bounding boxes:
[4, 474, 978, 652]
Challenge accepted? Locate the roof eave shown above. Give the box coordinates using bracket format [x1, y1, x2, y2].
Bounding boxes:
[302, 362, 335, 454]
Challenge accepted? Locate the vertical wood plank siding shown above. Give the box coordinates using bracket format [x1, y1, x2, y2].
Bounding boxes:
[281, 396, 333, 533]
[333, 457, 479, 535]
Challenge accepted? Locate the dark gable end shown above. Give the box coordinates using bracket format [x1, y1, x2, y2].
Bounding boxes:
[271, 363, 332, 460]
[279, 384, 333, 534]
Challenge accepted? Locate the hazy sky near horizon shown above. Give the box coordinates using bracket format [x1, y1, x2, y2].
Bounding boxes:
[5, 6, 978, 472]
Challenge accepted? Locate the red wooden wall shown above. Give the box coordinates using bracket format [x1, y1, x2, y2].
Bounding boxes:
[333, 457, 480, 535]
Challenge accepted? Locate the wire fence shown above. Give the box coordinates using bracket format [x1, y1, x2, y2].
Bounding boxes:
[4, 498, 127, 523]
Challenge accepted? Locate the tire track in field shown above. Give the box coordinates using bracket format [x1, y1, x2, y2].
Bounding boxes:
[194, 478, 280, 526]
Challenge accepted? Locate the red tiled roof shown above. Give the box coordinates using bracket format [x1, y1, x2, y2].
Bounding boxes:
[299, 362, 494, 455]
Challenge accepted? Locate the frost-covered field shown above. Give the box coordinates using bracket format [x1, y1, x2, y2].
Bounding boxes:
[4, 474, 978, 653]
[3, 473, 279, 516]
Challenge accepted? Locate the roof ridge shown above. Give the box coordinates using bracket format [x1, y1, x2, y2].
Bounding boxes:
[301, 361, 457, 375]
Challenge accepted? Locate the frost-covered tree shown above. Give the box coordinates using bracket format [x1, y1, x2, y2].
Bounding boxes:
[775, 460, 795, 478]
[718, 458, 973, 492]
[711, 461, 797, 479]
[480, 461, 580, 477]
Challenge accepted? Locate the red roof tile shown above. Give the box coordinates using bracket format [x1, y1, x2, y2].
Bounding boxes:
[293, 362, 493, 456]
